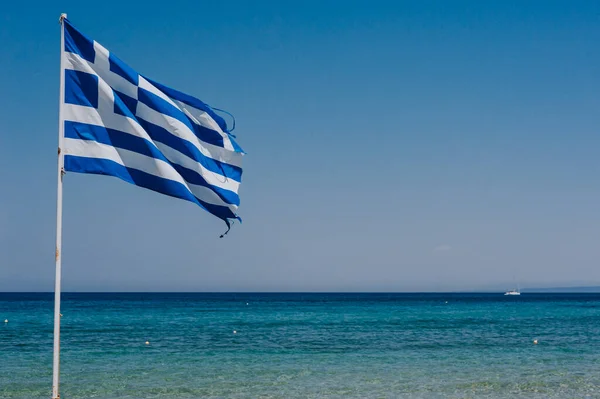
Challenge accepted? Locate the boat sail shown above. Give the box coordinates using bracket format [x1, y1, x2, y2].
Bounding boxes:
[504, 279, 520, 295]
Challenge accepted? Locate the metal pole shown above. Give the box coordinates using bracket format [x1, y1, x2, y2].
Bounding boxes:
[52, 12, 67, 399]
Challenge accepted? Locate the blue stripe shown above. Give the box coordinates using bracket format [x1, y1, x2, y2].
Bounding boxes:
[143, 77, 229, 132]
[137, 88, 230, 150]
[136, 118, 242, 182]
[64, 155, 239, 222]
[64, 19, 95, 63]
[141, 80, 245, 154]
[109, 53, 139, 85]
[65, 70, 98, 109]
[187, 120, 245, 155]
[64, 121, 240, 206]
[173, 164, 240, 206]
[113, 90, 138, 117]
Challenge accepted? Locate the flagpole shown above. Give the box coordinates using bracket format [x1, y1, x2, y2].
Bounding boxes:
[52, 12, 67, 399]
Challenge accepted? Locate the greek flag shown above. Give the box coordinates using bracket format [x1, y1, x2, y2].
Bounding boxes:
[60, 18, 244, 235]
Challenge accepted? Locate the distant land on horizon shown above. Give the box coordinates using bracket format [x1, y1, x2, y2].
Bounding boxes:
[520, 286, 600, 293]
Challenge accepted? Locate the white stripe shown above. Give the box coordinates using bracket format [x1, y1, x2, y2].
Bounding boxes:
[63, 138, 238, 211]
[63, 103, 241, 192]
[63, 103, 141, 138]
[138, 76, 178, 108]
[174, 100, 223, 133]
[136, 102, 243, 168]
[174, 100, 236, 152]
[138, 79, 236, 153]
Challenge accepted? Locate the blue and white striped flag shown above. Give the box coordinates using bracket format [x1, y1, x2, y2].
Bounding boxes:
[60, 19, 244, 235]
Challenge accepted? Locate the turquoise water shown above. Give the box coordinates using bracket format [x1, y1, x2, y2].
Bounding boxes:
[1, 293, 599, 398]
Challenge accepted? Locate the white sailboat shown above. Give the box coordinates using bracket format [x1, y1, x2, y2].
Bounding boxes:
[504, 279, 520, 295]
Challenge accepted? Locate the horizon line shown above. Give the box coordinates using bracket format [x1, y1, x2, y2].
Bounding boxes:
[2, 288, 600, 294]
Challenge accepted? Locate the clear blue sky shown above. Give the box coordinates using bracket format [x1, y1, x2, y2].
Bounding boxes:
[1, 1, 599, 292]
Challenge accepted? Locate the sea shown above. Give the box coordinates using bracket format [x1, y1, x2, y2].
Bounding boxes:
[1, 293, 599, 398]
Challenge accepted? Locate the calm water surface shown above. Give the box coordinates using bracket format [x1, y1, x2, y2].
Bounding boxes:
[1, 293, 599, 398]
